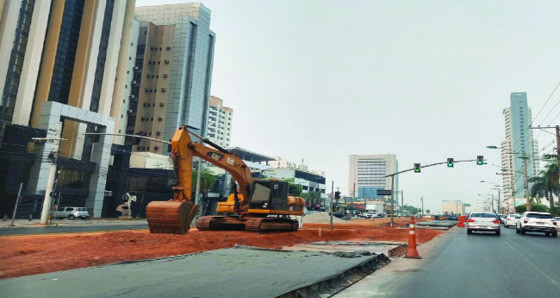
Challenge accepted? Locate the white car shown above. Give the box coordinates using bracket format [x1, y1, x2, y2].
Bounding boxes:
[516, 212, 557, 237]
[504, 214, 520, 228]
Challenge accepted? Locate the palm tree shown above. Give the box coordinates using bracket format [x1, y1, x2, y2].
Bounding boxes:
[529, 162, 559, 209]
[529, 176, 549, 207]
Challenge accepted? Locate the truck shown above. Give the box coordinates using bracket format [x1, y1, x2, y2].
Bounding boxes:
[365, 201, 384, 218]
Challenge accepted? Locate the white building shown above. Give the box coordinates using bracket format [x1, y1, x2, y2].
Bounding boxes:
[207, 96, 233, 148]
[348, 154, 398, 199]
[500, 92, 540, 212]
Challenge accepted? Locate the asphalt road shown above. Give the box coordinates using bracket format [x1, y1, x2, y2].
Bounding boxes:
[0, 222, 148, 236]
[382, 226, 560, 297]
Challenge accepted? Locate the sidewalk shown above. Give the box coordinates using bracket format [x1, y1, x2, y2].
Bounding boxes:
[0, 217, 148, 228]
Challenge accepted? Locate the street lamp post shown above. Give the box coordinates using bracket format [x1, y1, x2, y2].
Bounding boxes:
[481, 180, 503, 214]
[487, 146, 531, 212]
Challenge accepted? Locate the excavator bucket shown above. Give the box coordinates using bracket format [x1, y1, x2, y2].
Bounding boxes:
[146, 201, 199, 234]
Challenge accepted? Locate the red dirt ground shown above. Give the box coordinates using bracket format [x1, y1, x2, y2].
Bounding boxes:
[0, 218, 444, 279]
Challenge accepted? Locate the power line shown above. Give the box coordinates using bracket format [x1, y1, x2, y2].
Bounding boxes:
[533, 80, 560, 124]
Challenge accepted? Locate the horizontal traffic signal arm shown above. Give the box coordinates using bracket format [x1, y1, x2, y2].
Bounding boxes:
[385, 158, 485, 177]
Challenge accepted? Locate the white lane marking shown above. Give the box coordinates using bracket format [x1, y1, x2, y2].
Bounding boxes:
[504, 240, 560, 289]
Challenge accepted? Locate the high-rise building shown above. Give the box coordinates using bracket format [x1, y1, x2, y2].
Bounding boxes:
[207, 96, 232, 148]
[501, 92, 540, 209]
[126, 3, 215, 154]
[348, 154, 398, 199]
[0, 0, 136, 218]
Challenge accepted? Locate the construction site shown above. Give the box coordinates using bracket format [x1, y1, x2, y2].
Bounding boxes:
[0, 213, 452, 297]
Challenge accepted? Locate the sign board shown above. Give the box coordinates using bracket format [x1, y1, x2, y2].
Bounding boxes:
[376, 189, 392, 196]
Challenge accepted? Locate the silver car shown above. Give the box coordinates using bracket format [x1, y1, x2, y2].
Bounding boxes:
[53, 207, 89, 220]
[467, 212, 501, 235]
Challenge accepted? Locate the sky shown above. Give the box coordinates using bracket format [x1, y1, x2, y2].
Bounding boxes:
[136, 0, 560, 213]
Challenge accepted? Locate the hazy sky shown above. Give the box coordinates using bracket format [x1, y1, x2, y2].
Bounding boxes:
[137, 0, 560, 212]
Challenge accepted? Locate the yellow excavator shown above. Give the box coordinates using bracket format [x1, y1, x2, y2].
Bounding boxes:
[146, 126, 305, 234]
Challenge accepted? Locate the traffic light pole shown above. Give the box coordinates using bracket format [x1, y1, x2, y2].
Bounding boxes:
[385, 158, 483, 218]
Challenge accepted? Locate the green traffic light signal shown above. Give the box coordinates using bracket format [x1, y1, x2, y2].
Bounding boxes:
[476, 155, 484, 165]
[414, 163, 421, 173]
[447, 158, 454, 167]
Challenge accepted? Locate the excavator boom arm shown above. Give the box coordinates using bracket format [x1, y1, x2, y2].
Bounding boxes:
[171, 127, 254, 211]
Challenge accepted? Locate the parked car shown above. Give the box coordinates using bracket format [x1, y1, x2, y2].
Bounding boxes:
[467, 212, 501, 235]
[53, 207, 89, 220]
[504, 214, 520, 228]
[516, 212, 557, 237]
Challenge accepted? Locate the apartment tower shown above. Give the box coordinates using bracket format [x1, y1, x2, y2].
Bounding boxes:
[501, 92, 540, 210]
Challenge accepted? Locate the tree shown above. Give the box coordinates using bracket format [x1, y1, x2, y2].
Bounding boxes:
[301, 191, 322, 206]
[516, 204, 548, 213]
[426, 209, 431, 214]
[400, 204, 419, 215]
[192, 168, 218, 197]
[529, 161, 559, 209]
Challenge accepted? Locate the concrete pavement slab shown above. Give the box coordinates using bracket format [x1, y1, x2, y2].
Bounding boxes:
[0, 245, 390, 298]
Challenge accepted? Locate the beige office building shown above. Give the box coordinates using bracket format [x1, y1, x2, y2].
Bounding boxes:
[441, 200, 465, 215]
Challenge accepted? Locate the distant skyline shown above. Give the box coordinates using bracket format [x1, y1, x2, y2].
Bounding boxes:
[137, 0, 560, 212]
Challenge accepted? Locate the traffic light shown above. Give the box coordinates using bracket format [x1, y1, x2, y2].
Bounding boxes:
[334, 191, 341, 200]
[414, 163, 421, 173]
[476, 155, 484, 165]
[447, 158, 454, 168]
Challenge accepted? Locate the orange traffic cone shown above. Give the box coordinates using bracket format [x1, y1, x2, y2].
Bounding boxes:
[457, 215, 465, 227]
[405, 216, 421, 259]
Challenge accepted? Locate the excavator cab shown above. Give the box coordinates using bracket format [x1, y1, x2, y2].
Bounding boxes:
[249, 180, 289, 210]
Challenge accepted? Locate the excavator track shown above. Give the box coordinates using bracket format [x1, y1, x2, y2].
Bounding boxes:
[245, 217, 299, 233]
[146, 201, 199, 234]
[195, 216, 246, 231]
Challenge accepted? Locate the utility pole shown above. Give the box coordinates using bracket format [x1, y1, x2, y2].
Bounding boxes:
[36, 123, 63, 225]
[420, 196, 424, 217]
[496, 188, 501, 213]
[401, 190, 404, 209]
[530, 125, 560, 208]
[330, 181, 334, 230]
[521, 156, 531, 211]
[557, 125, 560, 207]
[390, 175, 395, 227]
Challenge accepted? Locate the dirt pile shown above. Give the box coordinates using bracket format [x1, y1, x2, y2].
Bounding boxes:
[0, 218, 443, 279]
